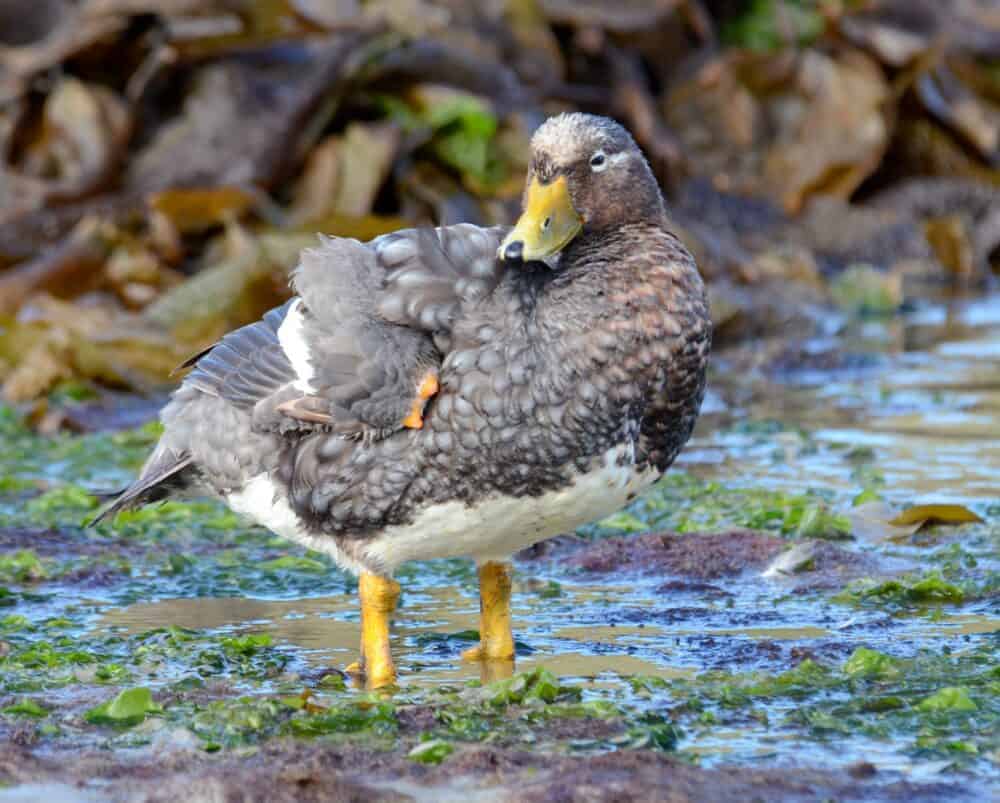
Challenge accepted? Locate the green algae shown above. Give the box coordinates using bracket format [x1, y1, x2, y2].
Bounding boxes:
[836, 571, 970, 608]
[634, 642, 1000, 768]
[258, 555, 329, 574]
[287, 699, 398, 740]
[408, 737, 455, 764]
[24, 485, 99, 524]
[0, 409, 160, 493]
[220, 633, 273, 656]
[186, 697, 292, 750]
[595, 473, 851, 539]
[85, 687, 161, 726]
[917, 687, 978, 713]
[842, 648, 902, 680]
[0, 401, 996, 782]
[486, 667, 574, 706]
[2, 699, 47, 718]
[0, 550, 48, 582]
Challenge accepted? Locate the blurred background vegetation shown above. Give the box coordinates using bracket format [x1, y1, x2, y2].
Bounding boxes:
[0, 0, 997, 429]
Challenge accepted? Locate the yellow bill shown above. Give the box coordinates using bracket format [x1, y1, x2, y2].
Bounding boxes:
[499, 175, 582, 262]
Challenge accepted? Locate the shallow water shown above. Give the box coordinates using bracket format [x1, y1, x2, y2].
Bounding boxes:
[1, 294, 997, 791]
[88, 292, 1000, 777]
[685, 294, 1000, 502]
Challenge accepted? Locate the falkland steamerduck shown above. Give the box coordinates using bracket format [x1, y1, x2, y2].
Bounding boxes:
[96, 113, 711, 688]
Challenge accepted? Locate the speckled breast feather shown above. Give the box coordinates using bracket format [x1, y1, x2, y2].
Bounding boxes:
[110, 219, 709, 574]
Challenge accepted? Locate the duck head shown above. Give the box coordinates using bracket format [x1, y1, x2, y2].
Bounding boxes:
[499, 113, 665, 263]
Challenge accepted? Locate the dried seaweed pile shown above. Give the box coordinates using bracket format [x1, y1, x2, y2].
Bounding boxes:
[0, 0, 998, 413]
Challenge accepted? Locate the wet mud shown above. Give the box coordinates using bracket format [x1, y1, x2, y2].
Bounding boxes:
[0, 740, 976, 803]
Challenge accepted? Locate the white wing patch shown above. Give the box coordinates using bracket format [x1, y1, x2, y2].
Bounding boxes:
[277, 299, 316, 393]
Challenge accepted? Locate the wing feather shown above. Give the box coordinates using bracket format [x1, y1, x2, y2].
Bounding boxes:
[182, 225, 508, 438]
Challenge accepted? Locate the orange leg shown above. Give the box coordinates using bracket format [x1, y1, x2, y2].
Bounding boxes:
[346, 573, 401, 689]
[462, 561, 516, 661]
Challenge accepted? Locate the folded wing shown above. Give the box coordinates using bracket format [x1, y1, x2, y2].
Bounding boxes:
[180, 224, 508, 440]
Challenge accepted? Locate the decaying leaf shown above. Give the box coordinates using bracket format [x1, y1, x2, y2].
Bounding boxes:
[289, 122, 400, 224]
[290, 0, 363, 29]
[848, 500, 921, 544]
[1, 77, 131, 221]
[0, 0, 126, 102]
[3, 338, 74, 403]
[890, 117, 1000, 188]
[540, 0, 683, 33]
[838, 0, 1000, 67]
[915, 66, 1000, 161]
[148, 187, 259, 235]
[888, 504, 984, 529]
[503, 0, 565, 87]
[142, 225, 301, 346]
[924, 216, 975, 279]
[761, 49, 889, 213]
[2, 293, 187, 402]
[666, 47, 890, 213]
[0, 218, 112, 316]
[838, 11, 929, 68]
[125, 35, 369, 194]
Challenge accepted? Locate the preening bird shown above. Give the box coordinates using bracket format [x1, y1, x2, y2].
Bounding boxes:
[95, 113, 711, 688]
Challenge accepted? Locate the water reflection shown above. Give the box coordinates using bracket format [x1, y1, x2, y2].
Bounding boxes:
[684, 293, 1000, 503]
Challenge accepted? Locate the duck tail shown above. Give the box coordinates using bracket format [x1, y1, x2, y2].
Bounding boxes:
[88, 447, 194, 526]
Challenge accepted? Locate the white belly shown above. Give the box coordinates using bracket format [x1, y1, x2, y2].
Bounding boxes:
[363, 443, 659, 572]
[226, 474, 369, 575]
[227, 444, 658, 576]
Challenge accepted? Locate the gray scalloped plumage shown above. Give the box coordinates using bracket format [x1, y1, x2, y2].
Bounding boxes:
[95, 113, 712, 579]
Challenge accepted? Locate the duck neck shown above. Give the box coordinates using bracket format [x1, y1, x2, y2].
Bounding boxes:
[557, 217, 668, 276]
[536, 219, 710, 470]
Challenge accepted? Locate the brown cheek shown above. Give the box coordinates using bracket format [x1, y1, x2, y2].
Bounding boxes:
[570, 172, 594, 225]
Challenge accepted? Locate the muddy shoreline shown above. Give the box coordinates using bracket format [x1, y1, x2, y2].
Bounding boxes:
[0, 740, 980, 803]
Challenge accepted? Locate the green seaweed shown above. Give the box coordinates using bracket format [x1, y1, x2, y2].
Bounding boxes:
[186, 697, 292, 749]
[0, 404, 995, 779]
[842, 648, 902, 680]
[2, 698, 47, 717]
[916, 687, 978, 713]
[85, 687, 161, 727]
[0, 550, 48, 583]
[486, 668, 579, 707]
[258, 555, 329, 574]
[220, 633, 272, 656]
[24, 485, 98, 524]
[409, 737, 455, 764]
[287, 700, 398, 739]
[836, 571, 969, 607]
[594, 473, 851, 539]
[640, 642, 999, 767]
[620, 716, 681, 752]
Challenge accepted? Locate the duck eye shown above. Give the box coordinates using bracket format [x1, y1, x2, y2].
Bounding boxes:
[590, 151, 607, 171]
